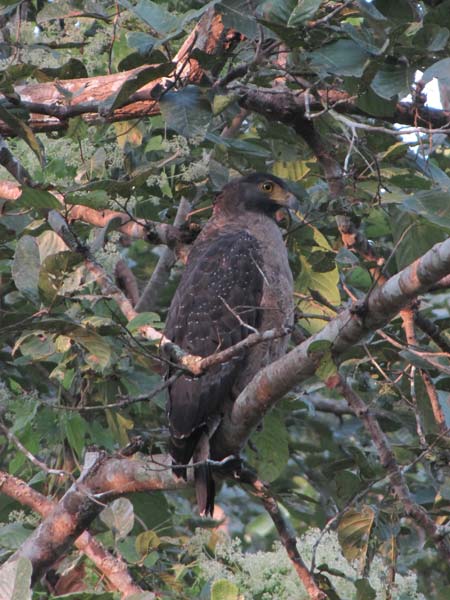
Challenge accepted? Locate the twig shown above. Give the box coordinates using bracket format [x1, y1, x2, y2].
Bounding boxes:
[333, 376, 450, 565]
[0, 423, 71, 479]
[307, 0, 354, 27]
[52, 374, 179, 412]
[415, 312, 450, 355]
[43, 208, 293, 380]
[238, 468, 326, 600]
[0, 135, 32, 184]
[136, 196, 192, 312]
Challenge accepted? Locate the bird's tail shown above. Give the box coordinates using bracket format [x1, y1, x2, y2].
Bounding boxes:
[193, 432, 215, 517]
[194, 462, 215, 517]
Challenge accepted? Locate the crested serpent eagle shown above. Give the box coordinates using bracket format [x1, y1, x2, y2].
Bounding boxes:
[165, 173, 297, 515]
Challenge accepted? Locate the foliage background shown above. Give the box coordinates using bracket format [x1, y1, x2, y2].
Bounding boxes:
[1, 0, 450, 598]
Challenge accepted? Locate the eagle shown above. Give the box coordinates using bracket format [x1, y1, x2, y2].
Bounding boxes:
[165, 173, 296, 515]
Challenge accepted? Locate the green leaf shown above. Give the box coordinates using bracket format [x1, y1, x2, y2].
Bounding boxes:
[290, 220, 340, 333]
[307, 340, 332, 354]
[334, 471, 361, 504]
[206, 133, 272, 158]
[16, 186, 60, 210]
[12, 235, 40, 304]
[315, 350, 338, 382]
[37, 230, 70, 262]
[70, 329, 113, 370]
[63, 412, 88, 459]
[160, 86, 211, 138]
[287, 0, 322, 26]
[135, 530, 161, 557]
[413, 24, 450, 52]
[100, 64, 174, 114]
[218, 0, 258, 38]
[341, 22, 387, 55]
[371, 64, 413, 100]
[120, 0, 218, 44]
[260, 0, 296, 25]
[65, 189, 111, 209]
[129, 492, 171, 531]
[308, 40, 369, 77]
[390, 209, 447, 270]
[13, 331, 56, 361]
[423, 57, 450, 86]
[248, 410, 289, 482]
[0, 557, 32, 600]
[211, 579, 240, 600]
[0, 105, 44, 166]
[355, 87, 396, 117]
[121, 0, 179, 34]
[100, 498, 135, 541]
[402, 190, 450, 229]
[127, 312, 163, 332]
[39, 251, 82, 303]
[127, 31, 157, 55]
[36, 58, 88, 81]
[338, 505, 375, 563]
[273, 159, 311, 181]
[0, 523, 32, 550]
[355, 579, 376, 600]
[212, 93, 236, 115]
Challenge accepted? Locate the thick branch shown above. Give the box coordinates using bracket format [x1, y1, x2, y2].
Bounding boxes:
[3, 68, 450, 135]
[0, 470, 148, 597]
[215, 235, 450, 456]
[10, 453, 187, 582]
[237, 86, 450, 134]
[0, 181, 189, 247]
[0, 11, 227, 136]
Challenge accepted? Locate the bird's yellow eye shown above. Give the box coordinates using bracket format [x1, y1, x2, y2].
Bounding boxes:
[261, 181, 274, 193]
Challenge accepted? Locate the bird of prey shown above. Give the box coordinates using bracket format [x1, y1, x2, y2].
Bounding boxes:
[165, 173, 296, 515]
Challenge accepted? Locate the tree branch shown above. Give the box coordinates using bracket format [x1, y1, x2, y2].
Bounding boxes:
[0, 470, 151, 597]
[214, 234, 450, 457]
[333, 377, 450, 564]
[238, 468, 326, 600]
[8, 452, 187, 583]
[0, 10, 227, 136]
[136, 196, 192, 312]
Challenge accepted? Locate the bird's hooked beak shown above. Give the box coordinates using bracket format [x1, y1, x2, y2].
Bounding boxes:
[274, 189, 299, 211]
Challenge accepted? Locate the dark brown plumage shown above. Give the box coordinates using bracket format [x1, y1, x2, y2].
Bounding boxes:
[165, 173, 296, 515]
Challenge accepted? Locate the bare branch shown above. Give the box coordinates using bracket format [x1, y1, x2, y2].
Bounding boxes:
[415, 311, 450, 355]
[115, 258, 140, 306]
[334, 377, 450, 564]
[136, 196, 192, 312]
[0, 423, 71, 479]
[0, 471, 147, 597]
[0, 10, 227, 136]
[238, 469, 326, 600]
[6, 453, 186, 584]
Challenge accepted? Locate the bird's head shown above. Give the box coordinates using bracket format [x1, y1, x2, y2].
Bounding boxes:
[215, 173, 298, 217]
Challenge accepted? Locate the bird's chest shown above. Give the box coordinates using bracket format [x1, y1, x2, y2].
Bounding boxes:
[253, 227, 294, 329]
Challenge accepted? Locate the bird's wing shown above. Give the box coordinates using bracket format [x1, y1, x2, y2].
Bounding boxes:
[165, 229, 264, 442]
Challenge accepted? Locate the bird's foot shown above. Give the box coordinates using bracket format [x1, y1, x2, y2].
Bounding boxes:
[207, 454, 241, 476]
